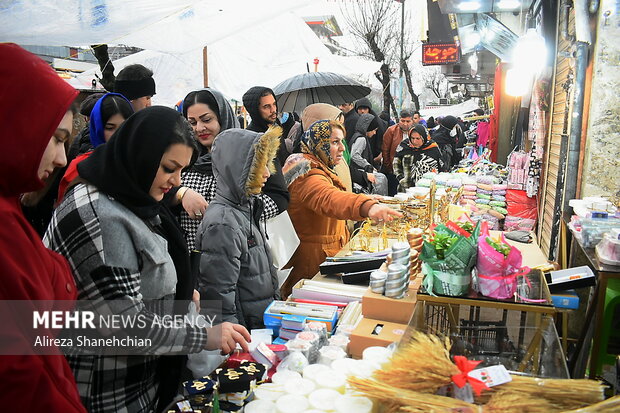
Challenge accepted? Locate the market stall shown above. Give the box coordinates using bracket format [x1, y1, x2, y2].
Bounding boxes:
[163, 180, 619, 412]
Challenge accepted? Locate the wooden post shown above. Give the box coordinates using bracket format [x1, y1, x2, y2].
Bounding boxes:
[203, 46, 208, 87]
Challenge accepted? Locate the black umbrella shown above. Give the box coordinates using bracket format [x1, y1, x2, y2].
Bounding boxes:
[273, 71, 371, 113]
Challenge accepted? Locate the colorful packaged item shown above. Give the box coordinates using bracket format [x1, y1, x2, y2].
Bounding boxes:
[476, 223, 528, 299]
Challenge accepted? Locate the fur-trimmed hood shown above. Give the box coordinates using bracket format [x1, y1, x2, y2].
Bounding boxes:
[212, 125, 282, 206]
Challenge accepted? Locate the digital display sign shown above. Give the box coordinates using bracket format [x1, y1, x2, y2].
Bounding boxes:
[422, 43, 461, 65]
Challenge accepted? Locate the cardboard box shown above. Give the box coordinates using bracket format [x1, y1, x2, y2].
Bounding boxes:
[362, 287, 418, 324]
[263, 300, 339, 333]
[290, 279, 366, 303]
[551, 290, 580, 309]
[348, 317, 407, 358]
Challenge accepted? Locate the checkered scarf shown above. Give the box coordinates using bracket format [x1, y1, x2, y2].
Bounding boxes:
[300, 119, 335, 169]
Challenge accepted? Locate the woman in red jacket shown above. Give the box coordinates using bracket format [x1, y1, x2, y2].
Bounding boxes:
[0, 44, 86, 412]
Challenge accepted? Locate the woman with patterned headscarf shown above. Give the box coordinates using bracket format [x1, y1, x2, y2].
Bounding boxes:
[280, 119, 401, 298]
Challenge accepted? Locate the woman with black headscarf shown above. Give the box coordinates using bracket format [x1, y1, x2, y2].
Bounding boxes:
[44, 106, 250, 413]
[176, 88, 284, 251]
[431, 115, 461, 170]
[393, 124, 444, 190]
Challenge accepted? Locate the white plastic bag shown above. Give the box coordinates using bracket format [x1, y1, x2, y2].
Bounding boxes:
[186, 302, 226, 378]
[265, 211, 300, 269]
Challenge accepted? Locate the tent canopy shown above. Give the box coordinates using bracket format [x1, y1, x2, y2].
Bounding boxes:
[73, 12, 381, 106]
[420, 100, 480, 119]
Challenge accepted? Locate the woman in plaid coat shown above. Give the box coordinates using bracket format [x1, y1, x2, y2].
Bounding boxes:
[45, 107, 250, 412]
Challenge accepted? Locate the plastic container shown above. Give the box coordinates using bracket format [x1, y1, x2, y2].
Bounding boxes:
[596, 232, 620, 266]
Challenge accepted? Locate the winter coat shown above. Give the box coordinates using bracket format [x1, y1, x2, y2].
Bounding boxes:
[430, 127, 455, 171]
[381, 123, 409, 174]
[281, 153, 377, 298]
[46, 184, 209, 412]
[393, 139, 443, 190]
[354, 97, 386, 158]
[177, 88, 279, 250]
[0, 43, 86, 413]
[46, 107, 208, 413]
[196, 127, 281, 329]
[342, 108, 360, 142]
[349, 113, 376, 191]
[240, 86, 290, 214]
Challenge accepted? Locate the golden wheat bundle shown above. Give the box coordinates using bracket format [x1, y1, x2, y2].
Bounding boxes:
[477, 375, 605, 410]
[349, 377, 477, 412]
[355, 331, 607, 412]
[561, 395, 620, 412]
[483, 390, 555, 412]
[373, 332, 458, 393]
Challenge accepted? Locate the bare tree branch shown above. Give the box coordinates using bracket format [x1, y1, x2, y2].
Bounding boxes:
[340, 0, 401, 113]
[422, 68, 449, 99]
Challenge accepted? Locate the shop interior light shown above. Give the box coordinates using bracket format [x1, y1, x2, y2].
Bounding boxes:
[511, 28, 547, 75]
[497, 0, 521, 10]
[505, 67, 532, 96]
[458, 1, 481, 11]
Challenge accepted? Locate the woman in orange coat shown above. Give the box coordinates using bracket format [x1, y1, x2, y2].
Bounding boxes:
[281, 120, 401, 298]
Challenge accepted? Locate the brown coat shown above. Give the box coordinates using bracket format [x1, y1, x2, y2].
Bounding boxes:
[281, 154, 376, 297]
[381, 124, 407, 174]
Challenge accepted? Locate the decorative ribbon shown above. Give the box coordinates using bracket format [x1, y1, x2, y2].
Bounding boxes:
[451, 356, 489, 396]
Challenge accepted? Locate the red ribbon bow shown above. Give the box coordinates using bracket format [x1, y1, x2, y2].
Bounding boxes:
[451, 356, 489, 396]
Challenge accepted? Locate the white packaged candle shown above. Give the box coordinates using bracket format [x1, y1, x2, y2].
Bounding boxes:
[276, 394, 309, 413]
[271, 369, 301, 385]
[284, 378, 316, 396]
[318, 345, 347, 366]
[302, 363, 331, 381]
[254, 383, 285, 401]
[244, 399, 275, 413]
[347, 359, 377, 379]
[362, 346, 391, 365]
[331, 357, 358, 376]
[313, 370, 346, 393]
[327, 334, 350, 351]
[308, 388, 343, 411]
[334, 395, 373, 413]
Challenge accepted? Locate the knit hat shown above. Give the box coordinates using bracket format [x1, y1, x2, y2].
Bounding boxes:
[440, 115, 458, 130]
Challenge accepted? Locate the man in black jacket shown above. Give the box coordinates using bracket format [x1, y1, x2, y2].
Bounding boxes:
[338, 102, 359, 142]
[242, 86, 290, 214]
